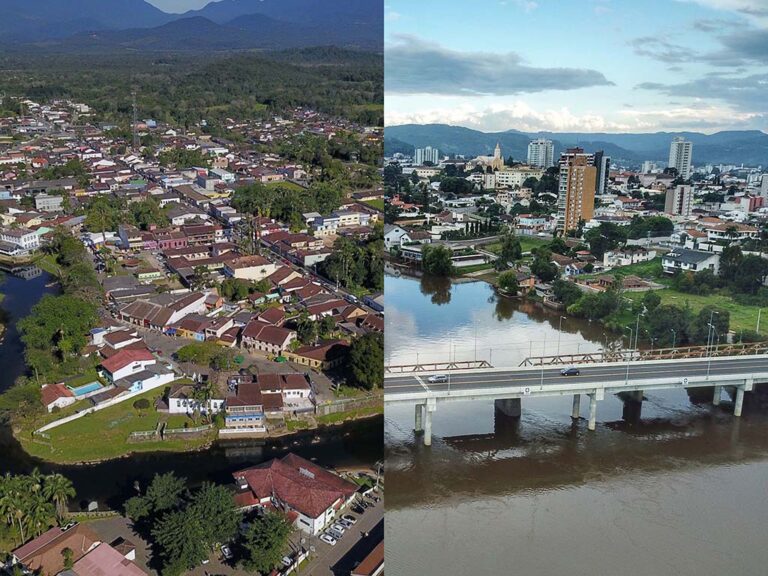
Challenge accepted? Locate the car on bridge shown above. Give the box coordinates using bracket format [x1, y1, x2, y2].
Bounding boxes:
[427, 374, 449, 383]
[560, 366, 581, 376]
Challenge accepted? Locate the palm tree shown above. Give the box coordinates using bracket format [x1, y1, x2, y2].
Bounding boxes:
[27, 468, 44, 495]
[27, 497, 54, 537]
[43, 474, 76, 521]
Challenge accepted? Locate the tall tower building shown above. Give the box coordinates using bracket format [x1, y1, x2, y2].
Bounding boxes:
[592, 150, 611, 195]
[527, 138, 554, 168]
[414, 146, 439, 166]
[761, 174, 768, 199]
[668, 137, 693, 180]
[664, 184, 693, 218]
[557, 148, 597, 234]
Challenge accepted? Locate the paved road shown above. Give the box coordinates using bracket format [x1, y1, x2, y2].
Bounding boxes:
[302, 495, 384, 576]
[384, 356, 768, 397]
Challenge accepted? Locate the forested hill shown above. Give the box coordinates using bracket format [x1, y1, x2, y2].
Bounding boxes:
[385, 124, 768, 167]
[0, 49, 383, 127]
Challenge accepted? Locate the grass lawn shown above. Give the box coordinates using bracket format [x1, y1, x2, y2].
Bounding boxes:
[317, 404, 382, 426]
[457, 263, 495, 275]
[582, 257, 668, 283]
[17, 382, 213, 464]
[624, 289, 764, 334]
[362, 198, 384, 211]
[486, 236, 548, 255]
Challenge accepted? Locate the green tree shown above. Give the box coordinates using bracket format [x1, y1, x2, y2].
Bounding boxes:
[240, 512, 292, 574]
[348, 332, 383, 390]
[152, 508, 208, 576]
[421, 245, 454, 277]
[497, 270, 519, 295]
[552, 279, 582, 308]
[188, 483, 238, 552]
[42, 474, 76, 521]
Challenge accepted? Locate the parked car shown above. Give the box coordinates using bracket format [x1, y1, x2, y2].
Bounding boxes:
[221, 544, 233, 560]
[281, 556, 292, 567]
[342, 514, 357, 524]
[560, 366, 580, 376]
[320, 534, 337, 546]
[328, 528, 343, 540]
[352, 505, 365, 514]
[331, 523, 346, 534]
[427, 374, 449, 383]
[338, 519, 353, 529]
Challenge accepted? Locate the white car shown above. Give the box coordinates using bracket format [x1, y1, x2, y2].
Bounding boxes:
[281, 556, 292, 567]
[320, 533, 337, 546]
[331, 522, 346, 533]
[427, 374, 449, 383]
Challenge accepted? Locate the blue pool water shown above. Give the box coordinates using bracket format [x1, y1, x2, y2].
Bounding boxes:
[68, 382, 103, 396]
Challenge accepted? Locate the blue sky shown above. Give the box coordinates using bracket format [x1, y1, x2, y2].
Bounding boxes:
[385, 0, 768, 133]
[147, 0, 210, 13]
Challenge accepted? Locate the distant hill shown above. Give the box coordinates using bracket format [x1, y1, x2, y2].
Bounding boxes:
[1, 0, 382, 51]
[385, 124, 768, 166]
[0, 0, 171, 41]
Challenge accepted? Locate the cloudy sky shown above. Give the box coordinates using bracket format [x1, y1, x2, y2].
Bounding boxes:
[385, 0, 768, 133]
[147, 0, 210, 13]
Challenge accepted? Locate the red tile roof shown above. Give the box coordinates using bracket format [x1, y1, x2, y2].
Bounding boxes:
[233, 453, 357, 518]
[41, 383, 74, 407]
[100, 348, 154, 374]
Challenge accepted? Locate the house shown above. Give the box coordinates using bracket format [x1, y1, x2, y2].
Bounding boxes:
[241, 320, 296, 355]
[40, 383, 76, 412]
[69, 542, 148, 576]
[99, 349, 155, 384]
[34, 193, 64, 212]
[11, 524, 101, 576]
[603, 246, 656, 268]
[257, 372, 314, 411]
[166, 384, 224, 415]
[224, 383, 267, 433]
[284, 340, 350, 370]
[232, 453, 359, 534]
[223, 255, 278, 281]
[351, 541, 384, 576]
[0, 226, 40, 252]
[661, 248, 720, 275]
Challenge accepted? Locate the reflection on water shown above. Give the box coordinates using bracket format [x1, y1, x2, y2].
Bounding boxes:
[385, 274, 768, 576]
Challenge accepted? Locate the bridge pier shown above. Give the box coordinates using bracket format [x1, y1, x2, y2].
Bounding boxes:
[588, 394, 598, 431]
[621, 391, 643, 422]
[494, 398, 521, 418]
[414, 403, 424, 433]
[571, 394, 581, 419]
[734, 387, 745, 417]
[713, 386, 722, 406]
[423, 398, 436, 446]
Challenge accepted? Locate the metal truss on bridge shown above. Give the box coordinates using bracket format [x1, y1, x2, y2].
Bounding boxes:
[518, 342, 768, 367]
[385, 360, 493, 374]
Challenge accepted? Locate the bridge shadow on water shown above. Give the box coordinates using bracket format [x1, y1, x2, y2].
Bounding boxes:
[385, 386, 768, 510]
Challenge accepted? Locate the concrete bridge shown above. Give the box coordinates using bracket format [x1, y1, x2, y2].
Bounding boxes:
[383, 355, 768, 446]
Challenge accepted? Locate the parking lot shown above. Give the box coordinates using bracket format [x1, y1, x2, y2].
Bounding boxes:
[299, 492, 384, 576]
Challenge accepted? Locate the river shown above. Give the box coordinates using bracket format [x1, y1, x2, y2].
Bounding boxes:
[384, 273, 768, 576]
[0, 267, 383, 511]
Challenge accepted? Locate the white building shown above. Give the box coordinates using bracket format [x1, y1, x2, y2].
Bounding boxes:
[527, 139, 554, 168]
[662, 248, 719, 275]
[668, 137, 693, 180]
[414, 146, 439, 166]
[664, 184, 693, 218]
[0, 227, 40, 251]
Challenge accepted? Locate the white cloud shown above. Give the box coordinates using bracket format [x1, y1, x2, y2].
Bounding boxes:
[385, 99, 762, 133]
[676, 0, 768, 27]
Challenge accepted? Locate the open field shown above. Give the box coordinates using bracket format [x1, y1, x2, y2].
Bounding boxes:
[17, 381, 213, 464]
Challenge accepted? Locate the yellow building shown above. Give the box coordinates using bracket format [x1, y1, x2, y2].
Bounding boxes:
[557, 152, 596, 234]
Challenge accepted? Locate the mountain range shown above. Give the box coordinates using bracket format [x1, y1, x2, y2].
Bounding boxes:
[385, 124, 768, 167]
[0, 0, 382, 51]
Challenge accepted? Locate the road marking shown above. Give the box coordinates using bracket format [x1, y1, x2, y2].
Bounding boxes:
[413, 375, 430, 392]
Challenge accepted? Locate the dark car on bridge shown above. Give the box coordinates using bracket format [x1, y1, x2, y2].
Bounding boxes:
[560, 367, 580, 376]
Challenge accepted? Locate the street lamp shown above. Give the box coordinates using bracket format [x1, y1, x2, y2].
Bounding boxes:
[624, 326, 634, 386]
[757, 308, 763, 334]
[707, 319, 719, 379]
[557, 315, 566, 356]
[634, 311, 644, 351]
[670, 328, 676, 351]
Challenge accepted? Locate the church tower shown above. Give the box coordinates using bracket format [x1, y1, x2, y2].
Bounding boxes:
[492, 142, 503, 170]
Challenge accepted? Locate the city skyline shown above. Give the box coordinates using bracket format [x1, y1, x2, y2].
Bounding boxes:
[385, 0, 768, 134]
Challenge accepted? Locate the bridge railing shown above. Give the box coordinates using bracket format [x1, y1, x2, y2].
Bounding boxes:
[519, 342, 768, 367]
[385, 360, 493, 374]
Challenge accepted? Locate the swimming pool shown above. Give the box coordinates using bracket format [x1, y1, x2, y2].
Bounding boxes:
[67, 382, 103, 396]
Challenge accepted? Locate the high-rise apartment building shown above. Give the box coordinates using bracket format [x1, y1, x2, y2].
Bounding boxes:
[557, 148, 597, 234]
[414, 146, 439, 166]
[527, 138, 554, 168]
[761, 174, 768, 199]
[592, 150, 611, 195]
[668, 137, 693, 180]
[664, 184, 693, 218]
